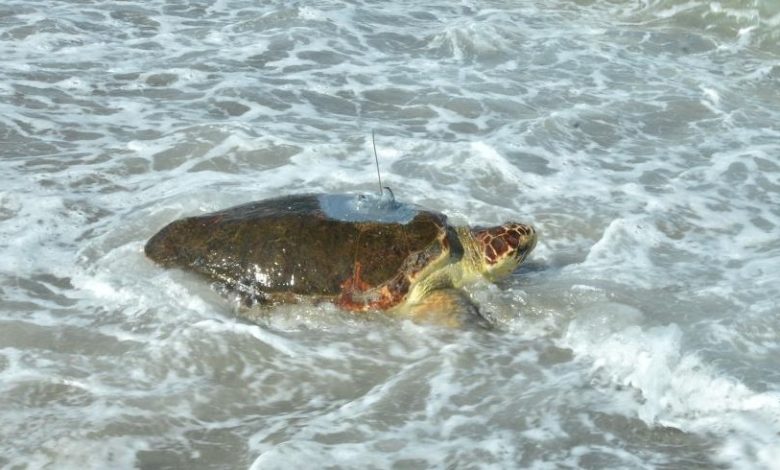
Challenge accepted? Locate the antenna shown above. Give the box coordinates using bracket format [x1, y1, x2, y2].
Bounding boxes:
[372, 130, 382, 195]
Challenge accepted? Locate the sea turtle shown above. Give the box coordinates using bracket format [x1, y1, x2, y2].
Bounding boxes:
[145, 193, 536, 325]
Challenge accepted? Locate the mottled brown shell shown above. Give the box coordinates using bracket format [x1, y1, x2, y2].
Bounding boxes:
[145, 194, 458, 310]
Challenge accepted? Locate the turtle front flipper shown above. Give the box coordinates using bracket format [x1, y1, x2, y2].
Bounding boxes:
[403, 289, 480, 327]
[336, 262, 409, 311]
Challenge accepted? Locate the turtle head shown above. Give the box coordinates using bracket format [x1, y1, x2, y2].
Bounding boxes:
[471, 222, 537, 281]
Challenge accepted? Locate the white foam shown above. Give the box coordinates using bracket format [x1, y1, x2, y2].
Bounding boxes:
[1, 0, 779, 467]
[14, 436, 150, 469]
[563, 305, 780, 468]
[193, 319, 299, 357]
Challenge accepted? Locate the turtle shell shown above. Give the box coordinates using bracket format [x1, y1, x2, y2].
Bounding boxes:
[145, 194, 462, 309]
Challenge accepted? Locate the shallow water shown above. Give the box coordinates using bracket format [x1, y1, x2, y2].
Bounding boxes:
[1, 0, 779, 468]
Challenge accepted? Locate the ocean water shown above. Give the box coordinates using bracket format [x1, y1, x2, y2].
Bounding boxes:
[1, 0, 779, 468]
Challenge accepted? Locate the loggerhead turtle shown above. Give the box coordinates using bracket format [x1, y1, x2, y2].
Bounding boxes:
[144, 193, 536, 325]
